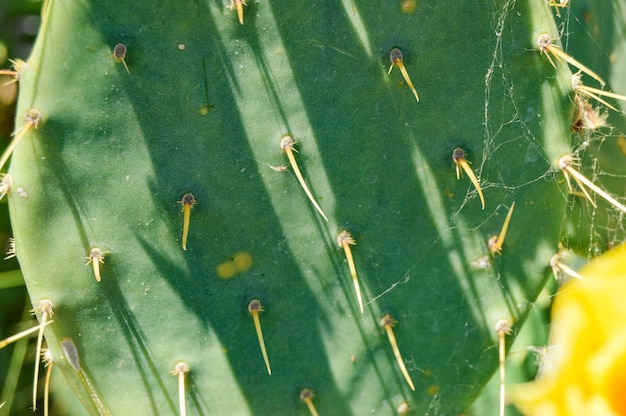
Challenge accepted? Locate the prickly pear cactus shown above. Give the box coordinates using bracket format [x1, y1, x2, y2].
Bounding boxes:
[8, 0, 574, 414]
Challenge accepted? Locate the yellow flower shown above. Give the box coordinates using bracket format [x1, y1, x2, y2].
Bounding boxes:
[512, 243, 626, 416]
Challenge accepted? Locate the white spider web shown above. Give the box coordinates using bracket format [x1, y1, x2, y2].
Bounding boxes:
[466, 2, 626, 414]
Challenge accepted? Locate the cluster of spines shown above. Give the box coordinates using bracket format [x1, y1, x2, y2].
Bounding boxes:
[0, 300, 55, 415]
[535, 33, 626, 213]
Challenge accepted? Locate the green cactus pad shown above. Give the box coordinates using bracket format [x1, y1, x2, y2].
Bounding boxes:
[9, 0, 572, 414]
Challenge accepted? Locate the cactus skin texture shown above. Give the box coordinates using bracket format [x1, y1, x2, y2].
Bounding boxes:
[8, 0, 573, 414]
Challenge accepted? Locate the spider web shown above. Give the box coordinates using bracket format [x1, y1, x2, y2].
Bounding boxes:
[553, 3, 626, 256]
[466, 2, 626, 414]
[365, 3, 626, 412]
[473, 0, 626, 258]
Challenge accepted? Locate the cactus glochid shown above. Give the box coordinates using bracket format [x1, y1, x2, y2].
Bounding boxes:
[3, 0, 625, 414]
